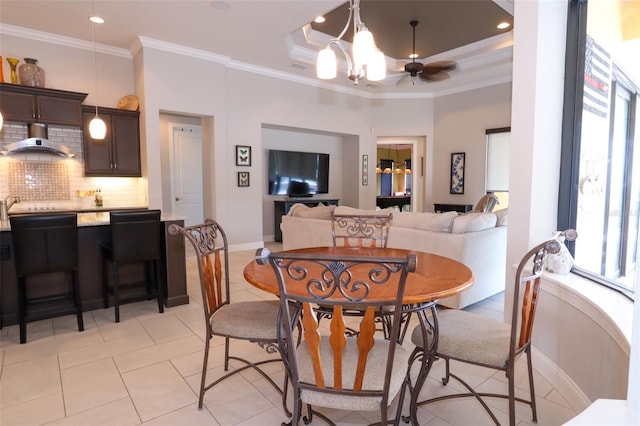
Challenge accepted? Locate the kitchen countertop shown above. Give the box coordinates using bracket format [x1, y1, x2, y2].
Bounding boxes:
[0, 210, 186, 231]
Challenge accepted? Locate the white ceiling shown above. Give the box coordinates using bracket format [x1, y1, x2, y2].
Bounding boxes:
[0, 0, 515, 98]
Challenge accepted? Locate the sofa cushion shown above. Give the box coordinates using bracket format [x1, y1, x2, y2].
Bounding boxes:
[494, 208, 508, 227]
[392, 211, 457, 233]
[334, 206, 394, 216]
[289, 203, 335, 220]
[451, 213, 497, 234]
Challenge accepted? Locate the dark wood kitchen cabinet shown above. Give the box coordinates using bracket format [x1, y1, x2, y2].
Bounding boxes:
[0, 83, 87, 126]
[82, 105, 141, 177]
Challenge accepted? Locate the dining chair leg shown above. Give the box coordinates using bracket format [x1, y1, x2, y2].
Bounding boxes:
[199, 333, 212, 409]
[526, 347, 538, 422]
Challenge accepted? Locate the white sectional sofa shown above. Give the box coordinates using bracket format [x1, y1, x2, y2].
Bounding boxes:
[280, 204, 508, 309]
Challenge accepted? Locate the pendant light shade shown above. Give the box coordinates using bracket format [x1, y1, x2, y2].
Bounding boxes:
[352, 26, 374, 71]
[89, 116, 107, 140]
[89, 13, 106, 141]
[317, 47, 337, 79]
[367, 49, 386, 81]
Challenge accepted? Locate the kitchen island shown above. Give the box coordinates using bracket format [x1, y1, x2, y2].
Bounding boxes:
[0, 211, 188, 327]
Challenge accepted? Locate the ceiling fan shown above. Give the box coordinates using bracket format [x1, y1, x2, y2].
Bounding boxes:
[398, 20, 457, 85]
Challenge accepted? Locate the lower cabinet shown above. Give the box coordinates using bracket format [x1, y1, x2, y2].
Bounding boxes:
[83, 105, 141, 177]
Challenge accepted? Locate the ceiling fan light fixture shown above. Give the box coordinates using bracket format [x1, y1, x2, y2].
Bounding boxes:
[315, 0, 385, 85]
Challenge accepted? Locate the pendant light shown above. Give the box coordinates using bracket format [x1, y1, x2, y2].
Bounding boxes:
[89, 14, 106, 140]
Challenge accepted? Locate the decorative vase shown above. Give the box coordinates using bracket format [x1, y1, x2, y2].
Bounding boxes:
[7, 57, 19, 84]
[0, 56, 4, 82]
[18, 58, 45, 87]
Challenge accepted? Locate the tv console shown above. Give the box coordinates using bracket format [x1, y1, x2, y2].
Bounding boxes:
[274, 198, 339, 242]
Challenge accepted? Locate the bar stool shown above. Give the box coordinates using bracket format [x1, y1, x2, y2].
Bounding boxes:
[9, 213, 84, 344]
[101, 210, 164, 323]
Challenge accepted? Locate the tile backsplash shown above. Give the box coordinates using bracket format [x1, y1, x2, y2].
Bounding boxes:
[9, 161, 70, 201]
[0, 122, 145, 210]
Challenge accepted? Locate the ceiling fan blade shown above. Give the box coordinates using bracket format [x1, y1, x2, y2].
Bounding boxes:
[419, 71, 451, 82]
[423, 61, 457, 74]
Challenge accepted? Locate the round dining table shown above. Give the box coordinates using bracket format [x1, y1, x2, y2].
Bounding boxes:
[243, 246, 474, 304]
[244, 246, 474, 424]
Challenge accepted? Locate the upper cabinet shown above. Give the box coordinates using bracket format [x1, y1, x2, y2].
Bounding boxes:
[0, 83, 87, 126]
[82, 105, 141, 177]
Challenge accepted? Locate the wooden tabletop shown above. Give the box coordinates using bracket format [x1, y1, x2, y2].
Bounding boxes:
[243, 246, 474, 305]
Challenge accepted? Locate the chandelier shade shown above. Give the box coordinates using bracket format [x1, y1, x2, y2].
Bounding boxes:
[317, 47, 337, 79]
[316, 0, 386, 85]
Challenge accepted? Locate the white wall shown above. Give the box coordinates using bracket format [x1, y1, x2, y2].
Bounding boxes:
[433, 83, 513, 207]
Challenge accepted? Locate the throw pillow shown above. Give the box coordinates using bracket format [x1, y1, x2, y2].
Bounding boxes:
[290, 203, 335, 220]
[451, 212, 497, 234]
[494, 208, 508, 226]
[392, 211, 457, 233]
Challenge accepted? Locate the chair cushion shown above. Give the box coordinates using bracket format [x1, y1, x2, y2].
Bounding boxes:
[297, 336, 409, 411]
[411, 309, 511, 367]
[211, 300, 280, 340]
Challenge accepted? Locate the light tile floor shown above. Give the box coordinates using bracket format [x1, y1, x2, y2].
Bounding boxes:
[0, 243, 578, 425]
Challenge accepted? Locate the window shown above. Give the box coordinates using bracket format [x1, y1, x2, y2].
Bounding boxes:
[560, 0, 639, 298]
[486, 127, 510, 209]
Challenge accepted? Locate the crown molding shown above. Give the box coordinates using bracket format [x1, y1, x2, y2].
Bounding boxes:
[135, 36, 231, 64]
[0, 23, 130, 58]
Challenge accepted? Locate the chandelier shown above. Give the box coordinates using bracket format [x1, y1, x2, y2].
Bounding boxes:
[316, 0, 386, 84]
[376, 145, 412, 174]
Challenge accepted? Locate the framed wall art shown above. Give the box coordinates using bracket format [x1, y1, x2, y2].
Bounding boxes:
[450, 152, 465, 194]
[362, 154, 368, 186]
[237, 171, 250, 187]
[235, 145, 251, 166]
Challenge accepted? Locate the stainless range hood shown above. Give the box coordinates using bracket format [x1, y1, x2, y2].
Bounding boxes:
[0, 122, 76, 158]
[0, 138, 76, 158]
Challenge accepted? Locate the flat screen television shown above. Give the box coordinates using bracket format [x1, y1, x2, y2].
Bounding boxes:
[268, 149, 329, 196]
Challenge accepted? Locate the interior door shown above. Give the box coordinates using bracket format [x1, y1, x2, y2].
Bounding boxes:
[171, 125, 203, 226]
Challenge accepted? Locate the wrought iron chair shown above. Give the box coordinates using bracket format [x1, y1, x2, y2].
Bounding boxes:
[256, 248, 417, 426]
[168, 219, 288, 414]
[319, 212, 401, 340]
[473, 193, 500, 213]
[331, 212, 393, 248]
[405, 229, 578, 426]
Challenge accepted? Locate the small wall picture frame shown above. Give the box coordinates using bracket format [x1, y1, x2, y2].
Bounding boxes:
[450, 152, 465, 194]
[235, 145, 251, 166]
[362, 154, 368, 186]
[237, 171, 250, 187]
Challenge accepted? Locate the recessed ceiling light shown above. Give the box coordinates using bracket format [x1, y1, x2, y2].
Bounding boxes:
[89, 16, 104, 24]
[314, 16, 326, 24]
[497, 22, 510, 30]
[409, 53, 418, 59]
